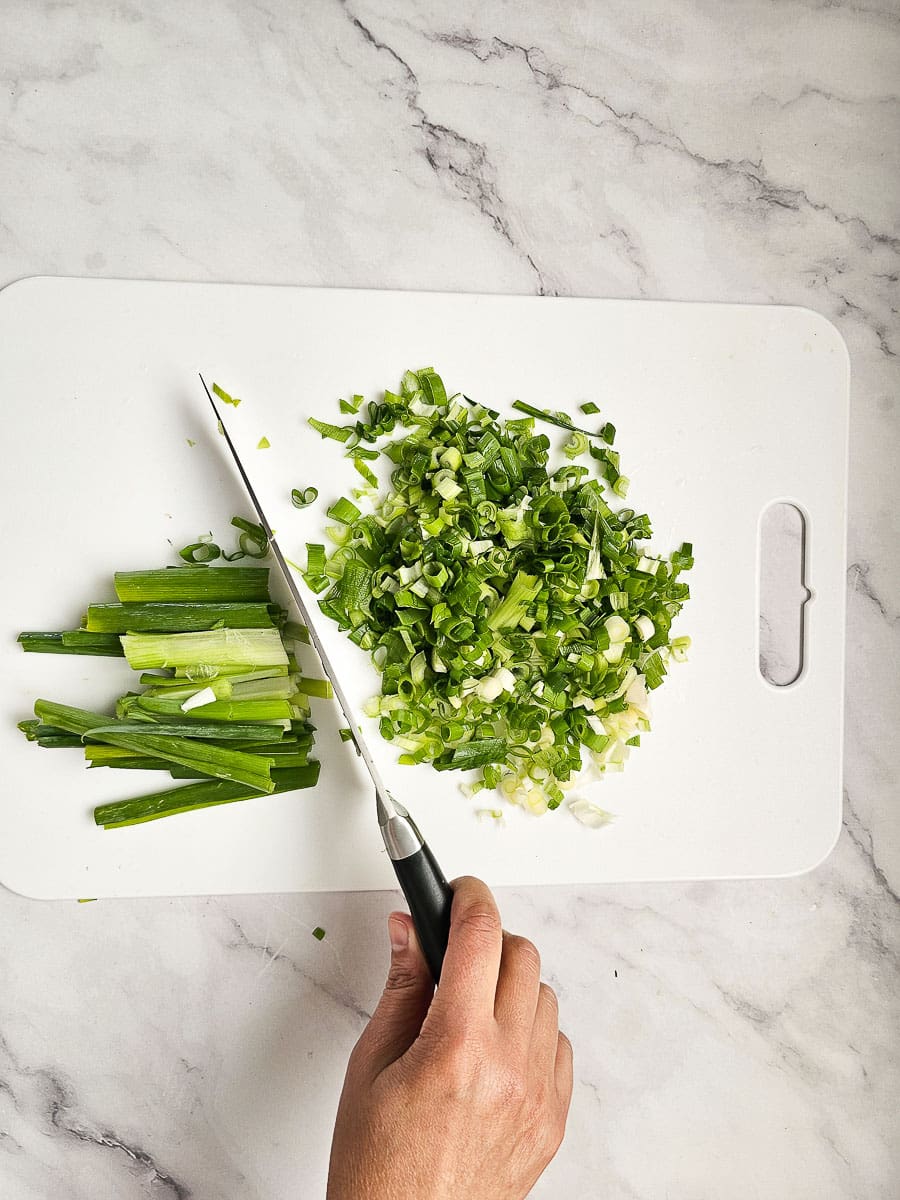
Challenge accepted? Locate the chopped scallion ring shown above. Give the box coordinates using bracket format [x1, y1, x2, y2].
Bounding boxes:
[291, 486, 319, 509]
[178, 541, 222, 564]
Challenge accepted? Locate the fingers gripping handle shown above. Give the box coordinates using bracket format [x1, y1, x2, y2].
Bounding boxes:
[392, 845, 453, 983]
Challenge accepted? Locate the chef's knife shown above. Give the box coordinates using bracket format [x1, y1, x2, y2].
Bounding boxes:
[200, 375, 453, 982]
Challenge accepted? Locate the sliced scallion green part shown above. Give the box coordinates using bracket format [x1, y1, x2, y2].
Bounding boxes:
[326, 497, 361, 525]
[179, 542, 221, 564]
[212, 383, 241, 407]
[230, 516, 268, 558]
[308, 417, 354, 443]
[434, 739, 507, 771]
[352, 457, 378, 487]
[305, 543, 325, 578]
[295, 677, 333, 699]
[563, 432, 590, 460]
[511, 398, 607, 440]
[283, 620, 310, 644]
[291, 486, 319, 508]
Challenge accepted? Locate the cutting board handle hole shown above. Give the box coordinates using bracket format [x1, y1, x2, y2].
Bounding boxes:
[758, 502, 809, 687]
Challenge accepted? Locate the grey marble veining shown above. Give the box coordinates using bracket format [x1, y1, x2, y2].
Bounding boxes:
[1, 1, 898, 1197]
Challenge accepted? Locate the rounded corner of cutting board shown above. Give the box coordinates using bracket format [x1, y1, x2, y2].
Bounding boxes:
[779, 304, 851, 381]
[774, 805, 844, 881]
[0, 859, 59, 903]
[0, 273, 60, 311]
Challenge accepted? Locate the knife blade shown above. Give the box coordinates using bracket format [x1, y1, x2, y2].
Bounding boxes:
[200, 374, 453, 980]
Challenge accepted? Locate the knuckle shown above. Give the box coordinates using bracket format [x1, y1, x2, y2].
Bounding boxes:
[496, 1064, 529, 1108]
[383, 960, 422, 994]
[557, 1031, 574, 1075]
[468, 1056, 530, 1111]
[434, 1032, 486, 1099]
[518, 1097, 561, 1162]
[439, 1027, 475, 1060]
[508, 935, 541, 976]
[457, 901, 500, 940]
[434, 1026, 480, 1069]
[538, 982, 558, 1015]
[410, 1015, 444, 1058]
[547, 1109, 568, 1154]
[530, 1089, 568, 1154]
[433, 1032, 534, 1114]
[451, 874, 487, 900]
[346, 1034, 373, 1077]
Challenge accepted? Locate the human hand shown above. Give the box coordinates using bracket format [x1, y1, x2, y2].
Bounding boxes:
[326, 876, 573, 1199]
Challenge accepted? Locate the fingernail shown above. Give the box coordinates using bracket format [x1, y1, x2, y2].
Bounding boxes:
[388, 913, 409, 952]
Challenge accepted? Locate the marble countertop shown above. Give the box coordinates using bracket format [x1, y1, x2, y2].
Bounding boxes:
[2, 2, 898, 1197]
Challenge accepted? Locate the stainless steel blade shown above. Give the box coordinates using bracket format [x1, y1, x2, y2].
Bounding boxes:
[199, 374, 390, 804]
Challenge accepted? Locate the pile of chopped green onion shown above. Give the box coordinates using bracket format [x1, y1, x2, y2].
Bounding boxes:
[18, 566, 328, 828]
[304, 368, 692, 816]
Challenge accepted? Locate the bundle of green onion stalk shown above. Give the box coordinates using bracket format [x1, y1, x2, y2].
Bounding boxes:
[17, 566, 328, 828]
[304, 368, 693, 819]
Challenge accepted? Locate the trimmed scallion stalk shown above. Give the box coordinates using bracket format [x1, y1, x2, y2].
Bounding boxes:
[135, 696, 299, 723]
[115, 568, 271, 603]
[34, 700, 277, 792]
[18, 631, 125, 657]
[17, 720, 83, 748]
[85, 602, 280, 633]
[120, 628, 288, 671]
[83, 719, 287, 741]
[19, 564, 328, 824]
[94, 763, 320, 828]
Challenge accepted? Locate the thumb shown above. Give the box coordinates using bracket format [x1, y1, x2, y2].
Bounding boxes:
[355, 912, 435, 1078]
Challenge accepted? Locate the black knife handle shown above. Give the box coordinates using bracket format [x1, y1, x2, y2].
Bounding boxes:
[391, 844, 454, 983]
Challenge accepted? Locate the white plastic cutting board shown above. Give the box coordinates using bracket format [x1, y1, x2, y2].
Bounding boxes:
[0, 278, 849, 898]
